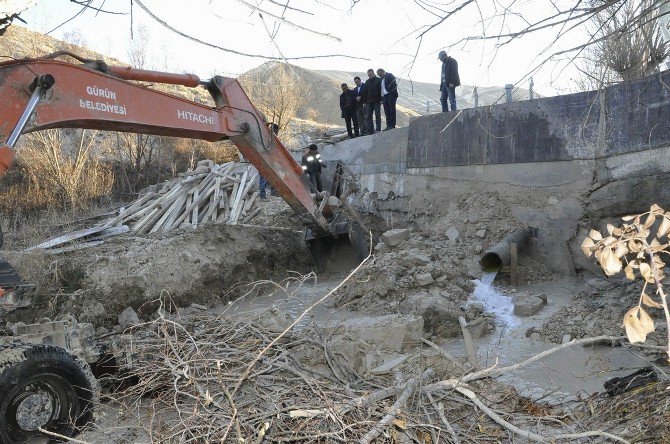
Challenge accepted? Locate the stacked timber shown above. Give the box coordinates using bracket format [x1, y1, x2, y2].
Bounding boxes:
[26, 161, 262, 253]
[102, 160, 261, 233]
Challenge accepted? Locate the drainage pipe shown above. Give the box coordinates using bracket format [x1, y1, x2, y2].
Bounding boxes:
[480, 228, 531, 271]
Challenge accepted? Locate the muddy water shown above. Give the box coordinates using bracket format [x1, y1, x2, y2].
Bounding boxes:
[227, 270, 652, 403]
[447, 276, 652, 403]
[225, 272, 357, 331]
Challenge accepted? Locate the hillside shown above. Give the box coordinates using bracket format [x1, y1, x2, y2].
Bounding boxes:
[2, 26, 532, 132]
[241, 62, 534, 128]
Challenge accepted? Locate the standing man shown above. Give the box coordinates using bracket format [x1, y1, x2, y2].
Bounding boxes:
[353, 76, 367, 135]
[339, 83, 359, 138]
[363, 69, 382, 134]
[259, 123, 279, 200]
[301, 144, 326, 192]
[438, 50, 460, 112]
[377, 68, 398, 130]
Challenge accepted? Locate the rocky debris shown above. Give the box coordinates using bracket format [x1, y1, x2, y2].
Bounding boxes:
[463, 301, 495, 338]
[476, 229, 487, 238]
[332, 230, 476, 318]
[399, 291, 463, 337]
[513, 292, 547, 316]
[539, 281, 667, 347]
[381, 228, 410, 247]
[118, 307, 140, 328]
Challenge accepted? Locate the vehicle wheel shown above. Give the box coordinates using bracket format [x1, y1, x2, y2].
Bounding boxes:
[0, 344, 98, 443]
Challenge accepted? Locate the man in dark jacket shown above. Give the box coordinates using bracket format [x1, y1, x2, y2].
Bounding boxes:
[339, 83, 359, 138]
[377, 68, 398, 130]
[301, 144, 325, 192]
[438, 50, 460, 112]
[362, 69, 382, 134]
[353, 76, 367, 135]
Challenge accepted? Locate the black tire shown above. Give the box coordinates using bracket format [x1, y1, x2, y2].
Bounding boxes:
[0, 344, 98, 443]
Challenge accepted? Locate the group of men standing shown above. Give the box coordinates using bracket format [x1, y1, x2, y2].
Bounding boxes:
[338, 52, 460, 138]
[339, 68, 398, 138]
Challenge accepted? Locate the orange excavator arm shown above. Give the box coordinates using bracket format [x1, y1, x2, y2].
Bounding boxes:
[0, 54, 329, 232]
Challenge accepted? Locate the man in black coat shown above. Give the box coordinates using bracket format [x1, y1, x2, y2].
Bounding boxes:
[438, 50, 460, 112]
[377, 68, 398, 130]
[339, 83, 359, 138]
[362, 69, 382, 134]
[353, 76, 367, 135]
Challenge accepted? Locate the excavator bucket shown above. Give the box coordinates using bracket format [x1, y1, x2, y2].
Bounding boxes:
[303, 161, 371, 272]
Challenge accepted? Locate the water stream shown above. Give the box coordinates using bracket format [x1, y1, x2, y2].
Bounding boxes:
[471, 270, 519, 329]
[455, 274, 654, 402]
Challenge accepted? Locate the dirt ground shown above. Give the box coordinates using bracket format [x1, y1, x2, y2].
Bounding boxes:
[2, 198, 311, 329]
[1, 183, 668, 443]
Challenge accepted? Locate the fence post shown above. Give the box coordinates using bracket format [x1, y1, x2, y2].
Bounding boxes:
[505, 84, 513, 103]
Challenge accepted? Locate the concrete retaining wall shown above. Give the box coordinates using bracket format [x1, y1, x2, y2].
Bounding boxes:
[316, 70, 670, 275]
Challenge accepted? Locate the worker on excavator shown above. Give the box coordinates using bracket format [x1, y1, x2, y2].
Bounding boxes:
[301, 144, 326, 193]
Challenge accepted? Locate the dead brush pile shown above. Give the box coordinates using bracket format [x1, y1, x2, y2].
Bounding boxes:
[109, 297, 634, 443]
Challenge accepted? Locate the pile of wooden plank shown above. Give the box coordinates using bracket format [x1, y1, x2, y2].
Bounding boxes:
[27, 161, 263, 253]
[103, 160, 261, 234]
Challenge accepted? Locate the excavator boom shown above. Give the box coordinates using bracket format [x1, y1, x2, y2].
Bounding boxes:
[0, 55, 329, 232]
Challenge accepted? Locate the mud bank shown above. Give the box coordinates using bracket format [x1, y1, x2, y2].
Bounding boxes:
[4, 224, 313, 326]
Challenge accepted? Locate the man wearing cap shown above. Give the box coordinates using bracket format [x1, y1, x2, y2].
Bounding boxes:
[301, 144, 326, 192]
[438, 50, 460, 112]
[339, 83, 360, 138]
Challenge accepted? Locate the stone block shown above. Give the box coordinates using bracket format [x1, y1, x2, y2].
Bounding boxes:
[381, 228, 411, 247]
[445, 226, 460, 243]
[415, 272, 434, 286]
[513, 296, 544, 316]
[118, 307, 140, 328]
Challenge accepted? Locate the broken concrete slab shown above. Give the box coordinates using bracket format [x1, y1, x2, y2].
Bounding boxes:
[323, 314, 423, 353]
[513, 294, 545, 316]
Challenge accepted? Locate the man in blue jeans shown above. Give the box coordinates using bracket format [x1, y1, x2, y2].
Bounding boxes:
[438, 50, 460, 112]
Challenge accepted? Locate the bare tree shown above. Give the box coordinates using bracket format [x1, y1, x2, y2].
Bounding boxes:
[587, 0, 669, 82]
[238, 62, 311, 137]
[20, 129, 114, 210]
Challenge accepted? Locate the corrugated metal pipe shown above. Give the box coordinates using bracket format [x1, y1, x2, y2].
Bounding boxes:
[480, 228, 531, 272]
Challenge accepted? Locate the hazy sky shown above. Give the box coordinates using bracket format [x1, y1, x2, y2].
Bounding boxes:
[20, 0, 592, 96]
